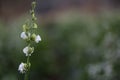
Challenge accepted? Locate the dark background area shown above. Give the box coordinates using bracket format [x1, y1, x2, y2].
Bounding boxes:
[0, 0, 120, 80]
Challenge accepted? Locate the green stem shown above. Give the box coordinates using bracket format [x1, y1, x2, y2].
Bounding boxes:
[24, 56, 30, 80]
[24, 72, 28, 80]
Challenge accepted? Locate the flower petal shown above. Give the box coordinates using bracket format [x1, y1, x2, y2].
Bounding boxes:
[20, 32, 28, 39]
[35, 35, 41, 43]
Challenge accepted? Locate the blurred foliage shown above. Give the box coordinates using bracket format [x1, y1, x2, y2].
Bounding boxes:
[0, 12, 120, 80]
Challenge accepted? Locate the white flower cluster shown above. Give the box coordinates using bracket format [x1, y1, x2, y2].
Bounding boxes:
[18, 30, 41, 73]
[18, 1, 41, 74]
[20, 32, 41, 43]
[20, 31, 41, 57]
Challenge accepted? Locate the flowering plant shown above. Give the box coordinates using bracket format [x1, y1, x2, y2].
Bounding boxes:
[18, 1, 41, 80]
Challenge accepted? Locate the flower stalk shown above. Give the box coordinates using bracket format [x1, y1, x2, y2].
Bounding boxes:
[24, 56, 30, 80]
[18, 1, 41, 80]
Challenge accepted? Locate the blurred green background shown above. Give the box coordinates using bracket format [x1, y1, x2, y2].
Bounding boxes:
[0, 0, 120, 80]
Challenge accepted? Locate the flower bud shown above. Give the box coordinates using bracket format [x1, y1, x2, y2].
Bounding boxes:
[22, 24, 29, 32]
[32, 1, 36, 9]
[30, 10, 34, 15]
[31, 33, 36, 41]
[32, 13, 35, 18]
[33, 23, 38, 28]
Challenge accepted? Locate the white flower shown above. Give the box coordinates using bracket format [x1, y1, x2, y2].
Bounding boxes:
[35, 35, 41, 43]
[20, 32, 28, 39]
[20, 32, 30, 40]
[18, 63, 26, 73]
[23, 46, 34, 56]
